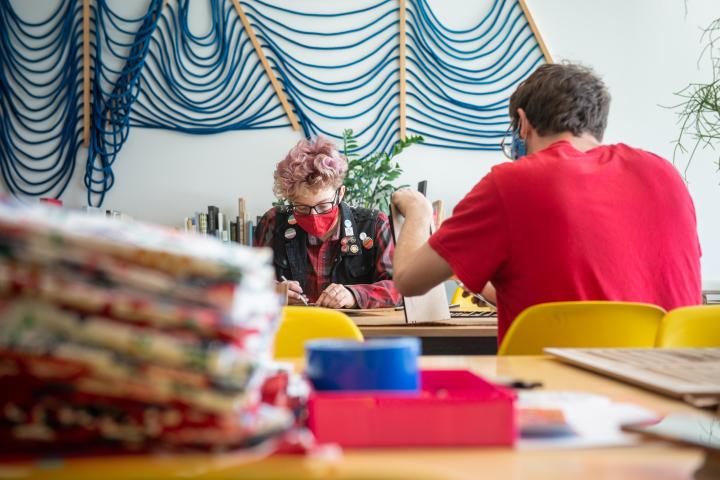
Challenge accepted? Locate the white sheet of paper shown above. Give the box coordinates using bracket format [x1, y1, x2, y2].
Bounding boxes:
[517, 391, 658, 450]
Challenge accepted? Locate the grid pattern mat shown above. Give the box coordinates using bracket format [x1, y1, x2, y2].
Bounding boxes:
[546, 348, 720, 396]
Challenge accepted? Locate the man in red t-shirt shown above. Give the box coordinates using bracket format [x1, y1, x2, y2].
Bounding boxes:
[391, 63, 702, 347]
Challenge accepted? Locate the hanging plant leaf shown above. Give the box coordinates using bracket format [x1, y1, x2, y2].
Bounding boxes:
[673, 18, 720, 177]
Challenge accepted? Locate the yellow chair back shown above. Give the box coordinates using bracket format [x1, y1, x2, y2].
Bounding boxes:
[450, 286, 486, 311]
[498, 301, 665, 356]
[656, 305, 720, 348]
[274, 306, 363, 359]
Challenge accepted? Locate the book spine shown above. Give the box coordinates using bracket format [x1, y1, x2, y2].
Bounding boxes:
[230, 221, 237, 242]
[207, 206, 218, 237]
[238, 198, 246, 245]
[245, 220, 254, 247]
[219, 212, 230, 243]
[199, 213, 208, 235]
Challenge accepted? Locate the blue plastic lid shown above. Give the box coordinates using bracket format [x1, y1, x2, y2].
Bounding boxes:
[305, 337, 421, 392]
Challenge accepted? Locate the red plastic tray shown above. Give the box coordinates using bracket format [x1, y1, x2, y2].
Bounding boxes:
[307, 369, 516, 447]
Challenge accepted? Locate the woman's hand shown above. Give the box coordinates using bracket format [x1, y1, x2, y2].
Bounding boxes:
[317, 283, 356, 309]
[282, 280, 308, 305]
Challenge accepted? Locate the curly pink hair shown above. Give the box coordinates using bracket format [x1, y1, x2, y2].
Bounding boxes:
[273, 136, 348, 200]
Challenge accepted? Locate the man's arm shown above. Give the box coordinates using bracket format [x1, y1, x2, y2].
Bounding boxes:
[391, 190, 454, 296]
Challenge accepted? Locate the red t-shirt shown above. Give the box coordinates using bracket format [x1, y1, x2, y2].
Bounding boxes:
[429, 141, 702, 346]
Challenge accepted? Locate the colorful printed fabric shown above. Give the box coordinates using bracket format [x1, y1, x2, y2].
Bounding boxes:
[0, 199, 289, 453]
[0, 352, 293, 451]
[0, 198, 271, 280]
[0, 348, 253, 414]
[0, 300, 262, 390]
[0, 263, 276, 342]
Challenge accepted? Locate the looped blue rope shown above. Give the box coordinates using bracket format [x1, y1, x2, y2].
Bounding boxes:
[0, 0, 82, 199]
[84, 0, 164, 206]
[0, 0, 548, 206]
[246, 0, 546, 155]
[130, 0, 289, 134]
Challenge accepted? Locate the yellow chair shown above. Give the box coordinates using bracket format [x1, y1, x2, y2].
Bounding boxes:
[273, 306, 364, 359]
[450, 286, 486, 311]
[656, 305, 720, 347]
[498, 301, 666, 356]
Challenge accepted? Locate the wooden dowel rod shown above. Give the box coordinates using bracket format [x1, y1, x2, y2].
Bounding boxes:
[517, 0, 553, 64]
[231, 0, 300, 131]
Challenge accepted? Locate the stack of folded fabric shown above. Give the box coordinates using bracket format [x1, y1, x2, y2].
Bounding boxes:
[0, 199, 291, 453]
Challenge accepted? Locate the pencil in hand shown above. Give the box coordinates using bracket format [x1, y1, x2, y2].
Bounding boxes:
[280, 275, 309, 306]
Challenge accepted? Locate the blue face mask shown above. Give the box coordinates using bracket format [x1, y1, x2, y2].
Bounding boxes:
[510, 130, 526, 161]
[501, 127, 527, 161]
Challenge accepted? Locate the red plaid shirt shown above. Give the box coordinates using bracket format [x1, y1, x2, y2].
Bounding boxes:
[254, 208, 401, 308]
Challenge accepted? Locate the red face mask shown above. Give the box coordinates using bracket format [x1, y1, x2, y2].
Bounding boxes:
[294, 205, 339, 238]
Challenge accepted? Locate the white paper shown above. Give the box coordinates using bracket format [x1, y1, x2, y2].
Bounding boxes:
[517, 391, 659, 450]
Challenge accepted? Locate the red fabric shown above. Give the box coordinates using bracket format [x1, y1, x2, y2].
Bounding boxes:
[294, 205, 339, 237]
[429, 141, 702, 346]
[0, 350, 277, 452]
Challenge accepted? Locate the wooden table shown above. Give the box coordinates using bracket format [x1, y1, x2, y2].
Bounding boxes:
[6, 356, 712, 480]
[351, 310, 499, 355]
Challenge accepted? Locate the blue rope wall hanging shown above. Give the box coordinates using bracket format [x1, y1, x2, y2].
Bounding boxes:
[405, 0, 546, 150]
[0, 0, 84, 199]
[86, 0, 165, 207]
[0, 0, 551, 206]
[245, 0, 549, 155]
[244, 0, 404, 156]
[130, 0, 291, 134]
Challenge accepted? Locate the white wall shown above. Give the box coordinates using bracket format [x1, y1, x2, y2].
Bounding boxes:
[5, 0, 720, 285]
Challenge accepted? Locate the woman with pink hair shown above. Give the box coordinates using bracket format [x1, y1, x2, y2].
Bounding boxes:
[254, 136, 401, 309]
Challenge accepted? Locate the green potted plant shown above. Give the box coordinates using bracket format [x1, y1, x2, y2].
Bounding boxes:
[342, 129, 424, 212]
[673, 17, 720, 176]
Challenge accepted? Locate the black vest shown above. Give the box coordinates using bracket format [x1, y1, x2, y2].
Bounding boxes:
[271, 202, 380, 292]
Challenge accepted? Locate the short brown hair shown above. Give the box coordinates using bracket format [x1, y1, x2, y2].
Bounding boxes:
[509, 63, 610, 141]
